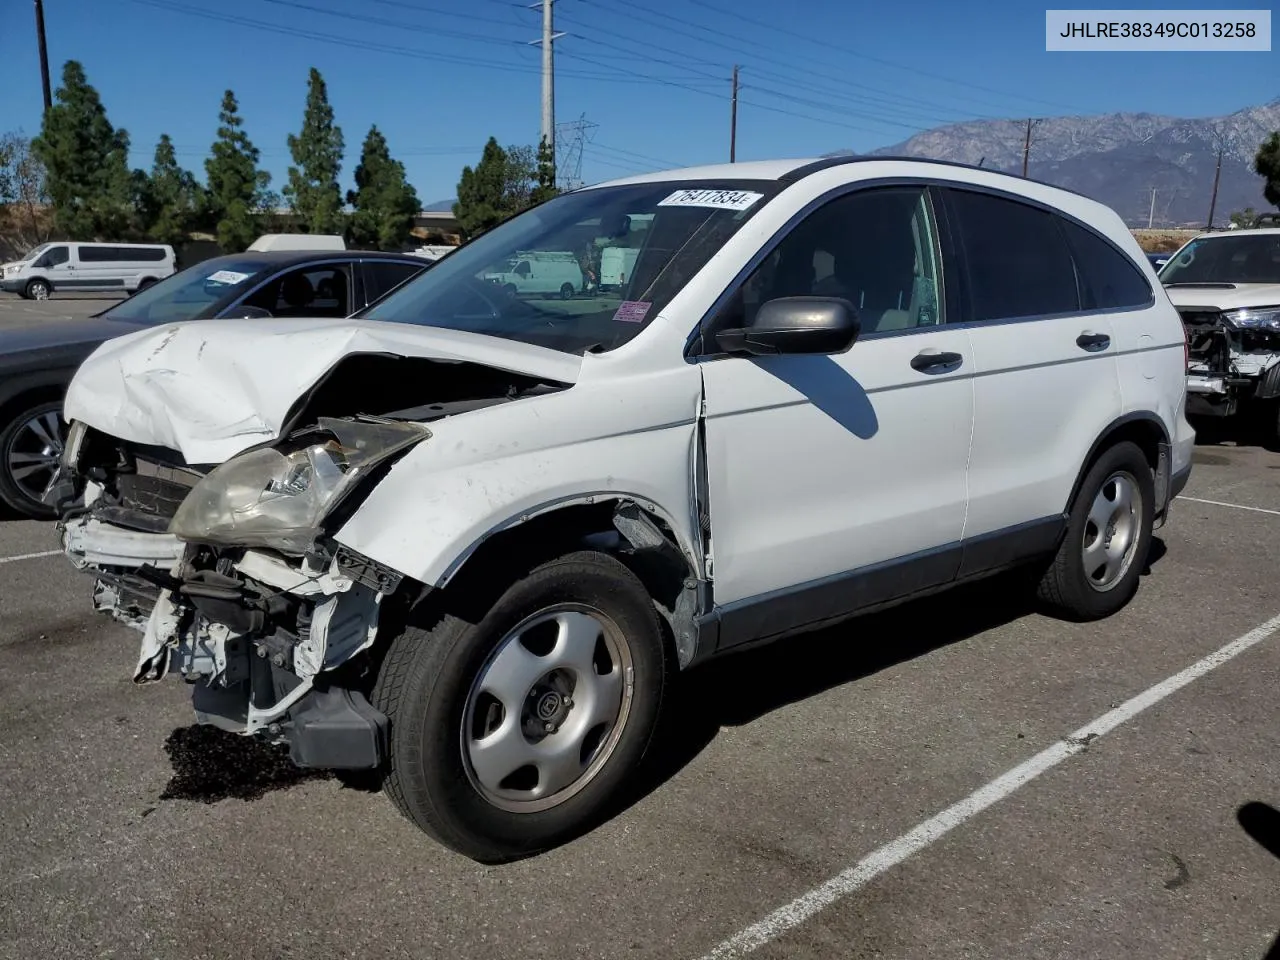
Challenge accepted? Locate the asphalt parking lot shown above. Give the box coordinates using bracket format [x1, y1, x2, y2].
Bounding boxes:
[3, 295, 1280, 959]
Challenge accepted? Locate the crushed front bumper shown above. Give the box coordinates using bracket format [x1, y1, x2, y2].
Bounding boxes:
[60, 513, 402, 769]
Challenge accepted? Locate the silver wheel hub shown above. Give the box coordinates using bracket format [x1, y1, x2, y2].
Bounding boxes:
[5, 409, 64, 505]
[1082, 470, 1141, 592]
[462, 605, 634, 813]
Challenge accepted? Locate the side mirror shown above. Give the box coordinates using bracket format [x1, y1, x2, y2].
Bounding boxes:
[715, 297, 860, 357]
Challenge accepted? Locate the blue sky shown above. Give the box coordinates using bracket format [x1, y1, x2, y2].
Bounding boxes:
[3, 0, 1276, 204]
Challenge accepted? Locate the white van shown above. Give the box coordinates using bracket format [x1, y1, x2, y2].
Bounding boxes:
[1, 242, 176, 300]
[483, 251, 584, 299]
[599, 246, 640, 291]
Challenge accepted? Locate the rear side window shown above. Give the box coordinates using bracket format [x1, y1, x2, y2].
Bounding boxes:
[945, 188, 1079, 322]
[363, 261, 425, 305]
[78, 245, 168, 262]
[1059, 220, 1152, 310]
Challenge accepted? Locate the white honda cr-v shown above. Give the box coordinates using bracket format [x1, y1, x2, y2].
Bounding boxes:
[51, 157, 1194, 862]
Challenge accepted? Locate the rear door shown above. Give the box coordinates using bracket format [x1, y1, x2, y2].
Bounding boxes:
[939, 185, 1124, 572]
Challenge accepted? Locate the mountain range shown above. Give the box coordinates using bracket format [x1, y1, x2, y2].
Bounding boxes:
[840, 100, 1279, 227]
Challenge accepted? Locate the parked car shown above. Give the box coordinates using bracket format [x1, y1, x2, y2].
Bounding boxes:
[0, 249, 428, 518]
[52, 157, 1193, 862]
[1159, 227, 1280, 440]
[1, 242, 176, 300]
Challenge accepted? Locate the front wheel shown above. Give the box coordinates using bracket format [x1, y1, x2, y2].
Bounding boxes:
[1036, 440, 1154, 621]
[24, 279, 50, 301]
[372, 550, 669, 862]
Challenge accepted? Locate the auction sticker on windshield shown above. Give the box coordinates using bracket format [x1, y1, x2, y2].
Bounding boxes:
[612, 300, 652, 323]
[206, 270, 251, 285]
[657, 188, 763, 211]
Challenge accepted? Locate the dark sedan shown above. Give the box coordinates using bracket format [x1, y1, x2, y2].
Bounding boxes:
[0, 249, 430, 519]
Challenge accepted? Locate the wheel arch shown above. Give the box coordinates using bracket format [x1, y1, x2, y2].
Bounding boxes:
[1064, 411, 1169, 514]
[384, 494, 706, 670]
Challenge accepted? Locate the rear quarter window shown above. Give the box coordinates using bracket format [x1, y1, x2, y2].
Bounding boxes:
[1060, 220, 1153, 310]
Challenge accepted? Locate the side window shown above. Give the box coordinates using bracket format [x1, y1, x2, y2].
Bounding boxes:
[724, 185, 944, 336]
[37, 246, 69, 268]
[241, 264, 352, 318]
[1059, 219, 1152, 310]
[78, 245, 116, 262]
[944, 188, 1079, 322]
[363, 261, 424, 306]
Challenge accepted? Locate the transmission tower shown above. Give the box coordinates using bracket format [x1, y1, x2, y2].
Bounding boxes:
[555, 114, 598, 190]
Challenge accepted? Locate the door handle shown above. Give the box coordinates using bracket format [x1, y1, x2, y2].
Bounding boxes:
[1076, 330, 1110, 351]
[910, 349, 963, 373]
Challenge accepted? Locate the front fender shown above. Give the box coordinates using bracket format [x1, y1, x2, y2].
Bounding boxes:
[330, 363, 704, 588]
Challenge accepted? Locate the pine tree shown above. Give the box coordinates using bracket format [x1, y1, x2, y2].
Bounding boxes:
[346, 125, 420, 250]
[531, 135, 559, 206]
[140, 134, 203, 247]
[203, 90, 272, 253]
[284, 68, 345, 235]
[31, 60, 135, 239]
[454, 138, 513, 238]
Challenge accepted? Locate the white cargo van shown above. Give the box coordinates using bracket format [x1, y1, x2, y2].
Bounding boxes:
[1, 242, 175, 300]
[599, 246, 640, 291]
[483, 251, 584, 299]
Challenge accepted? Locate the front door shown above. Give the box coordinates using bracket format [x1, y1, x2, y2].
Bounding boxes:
[697, 184, 975, 648]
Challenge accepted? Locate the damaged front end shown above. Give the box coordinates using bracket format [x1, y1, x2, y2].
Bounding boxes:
[1180, 306, 1280, 418]
[54, 415, 430, 769]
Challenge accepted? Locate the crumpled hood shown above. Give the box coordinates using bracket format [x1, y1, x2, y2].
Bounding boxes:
[1165, 283, 1280, 311]
[63, 316, 583, 464]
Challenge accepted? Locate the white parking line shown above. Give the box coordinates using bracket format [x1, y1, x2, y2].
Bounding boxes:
[0, 549, 61, 565]
[1178, 495, 1280, 517]
[697, 611, 1280, 960]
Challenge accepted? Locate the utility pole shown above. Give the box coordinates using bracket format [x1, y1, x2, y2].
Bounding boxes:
[34, 0, 52, 113]
[1022, 118, 1033, 177]
[729, 65, 739, 162]
[1148, 186, 1157, 229]
[1206, 146, 1222, 230]
[528, 0, 564, 160]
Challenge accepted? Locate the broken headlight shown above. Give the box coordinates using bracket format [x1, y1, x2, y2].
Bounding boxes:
[1222, 306, 1280, 331]
[169, 418, 429, 554]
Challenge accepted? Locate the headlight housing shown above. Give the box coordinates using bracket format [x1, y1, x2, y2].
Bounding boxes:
[1222, 306, 1280, 332]
[169, 417, 429, 553]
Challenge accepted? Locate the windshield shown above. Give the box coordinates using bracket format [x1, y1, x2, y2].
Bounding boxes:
[1160, 234, 1280, 285]
[99, 257, 272, 324]
[17, 243, 51, 262]
[361, 180, 777, 354]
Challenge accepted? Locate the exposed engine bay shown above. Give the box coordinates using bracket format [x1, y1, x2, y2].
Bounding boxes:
[1180, 308, 1280, 418]
[55, 353, 570, 769]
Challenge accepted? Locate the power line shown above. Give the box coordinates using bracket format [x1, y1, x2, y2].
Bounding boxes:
[686, 0, 1083, 113]
[563, 0, 1014, 122]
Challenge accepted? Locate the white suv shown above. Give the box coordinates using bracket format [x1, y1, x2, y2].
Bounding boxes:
[52, 158, 1193, 862]
[1158, 227, 1280, 442]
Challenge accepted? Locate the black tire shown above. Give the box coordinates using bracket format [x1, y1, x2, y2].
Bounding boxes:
[1036, 440, 1154, 621]
[559, 282, 575, 300]
[503, 283, 518, 298]
[136, 277, 157, 292]
[371, 550, 670, 863]
[0, 398, 64, 519]
[24, 279, 50, 301]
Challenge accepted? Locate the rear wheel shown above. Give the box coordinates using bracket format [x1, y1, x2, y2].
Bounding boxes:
[371, 550, 669, 863]
[135, 277, 157, 293]
[24, 279, 50, 301]
[559, 282, 575, 300]
[0, 399, 65, 519]
[1036, 440, 1153, 621]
